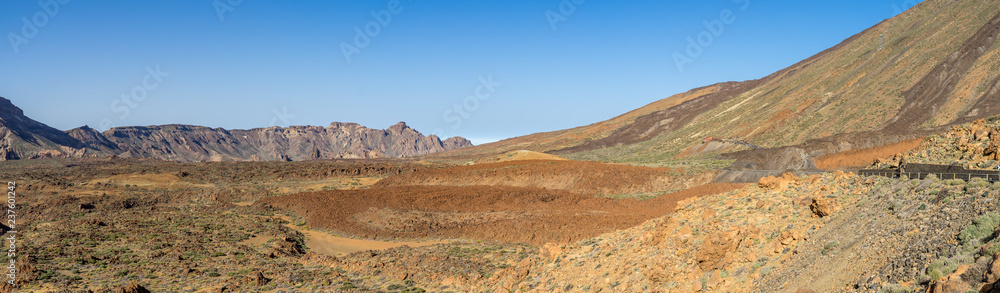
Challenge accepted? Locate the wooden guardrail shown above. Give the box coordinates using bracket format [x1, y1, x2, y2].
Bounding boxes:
[857, 169, 1000, 182]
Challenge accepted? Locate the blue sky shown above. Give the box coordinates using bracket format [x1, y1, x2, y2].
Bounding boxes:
[0, 0, 921, 145]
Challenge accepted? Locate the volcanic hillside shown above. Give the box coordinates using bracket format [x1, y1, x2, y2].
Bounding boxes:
[432, 0, 1000, 166]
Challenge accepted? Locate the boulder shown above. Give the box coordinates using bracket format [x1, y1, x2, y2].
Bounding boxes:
[928, 265, 973, 293]
[540, 243, 566, 260]
[758, 173, 795, 190]
[696, 231, 737, 270]
[706, 269, 723, 290]
[810, 197, 836, 217]
[986, 253, 1000, 285]
[240, 271, 270, 287]
[115, 283, 151, 293]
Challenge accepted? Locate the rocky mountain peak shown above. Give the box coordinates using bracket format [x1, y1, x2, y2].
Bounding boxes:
[388, 121, 412, 134]
[0, 97, 24, 117]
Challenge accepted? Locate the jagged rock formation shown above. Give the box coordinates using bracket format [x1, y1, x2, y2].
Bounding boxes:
[101, 122, 470, 162]
[0, 96, 471, 162]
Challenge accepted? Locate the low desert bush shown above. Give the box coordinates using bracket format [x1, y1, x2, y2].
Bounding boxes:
[960, 213, 1000, 246]
[945, 179, 966, 186]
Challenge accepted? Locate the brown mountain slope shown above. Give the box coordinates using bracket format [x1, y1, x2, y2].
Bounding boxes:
[423, 83, 725, 160]
[431, 0, 1000, 165]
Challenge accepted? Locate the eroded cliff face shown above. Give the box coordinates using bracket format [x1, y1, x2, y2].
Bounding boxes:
[0, 96, 470, 162]
[100, 122, 472, 162]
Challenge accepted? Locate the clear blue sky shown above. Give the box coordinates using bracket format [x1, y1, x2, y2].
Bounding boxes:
[0, 0, 921, 145]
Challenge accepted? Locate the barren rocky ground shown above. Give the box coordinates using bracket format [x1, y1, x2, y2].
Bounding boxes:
[11, 118, 1000, 293]
[10, 118, 1000, 292]
[0, 157, 740, 292]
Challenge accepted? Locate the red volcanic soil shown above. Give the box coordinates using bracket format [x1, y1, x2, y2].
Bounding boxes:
[375, 160, 712, 196]
[256, 183, 745, 245]
[814, 138, 924, 170]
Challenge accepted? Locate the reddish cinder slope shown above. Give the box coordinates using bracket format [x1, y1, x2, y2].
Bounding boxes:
[257, 183, 745, 245]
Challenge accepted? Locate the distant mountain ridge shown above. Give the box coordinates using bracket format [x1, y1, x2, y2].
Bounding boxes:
[0, 97, 471, 162]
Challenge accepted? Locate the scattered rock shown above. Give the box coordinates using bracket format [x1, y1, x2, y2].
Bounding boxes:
[758, 173, 796, 190]
[540, 243, 566, 259]
[267, 237, 305, 258]
[115, 283, 151, 293]
[810, 197, 836, 217]
[677, 225, 694, 244]
[928, 265, 973, 293]
[240, 271, 270, 287]
[986, 253, 1000, 285]
[696, 231, 736, 270]
[707, 269, 723, 290]
[779, 230, 806, 246]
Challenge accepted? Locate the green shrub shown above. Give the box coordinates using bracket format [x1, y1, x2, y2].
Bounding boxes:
[878, 283, 916, 293]
[960, 213, 1000, 246]
[822, 242, 840, 255]
[926, 259, 959, 281]
[945, 179, 966, 186]
[760, 266, 774, 277]
[387, 284, 407, 290]
[983, 243, 1000, 258]
[37, 270, 56, 280]
[968, 177, 989, 189]
[340, 282, 357, 290]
